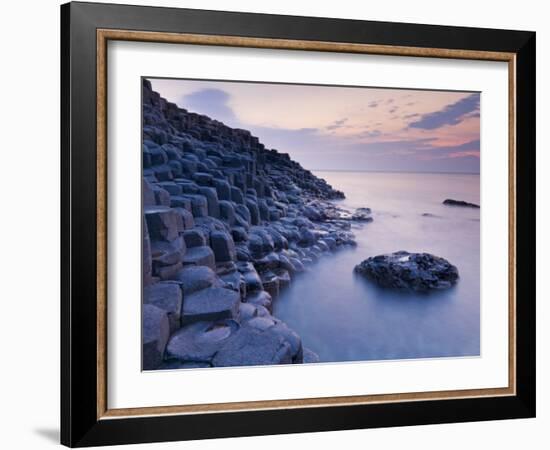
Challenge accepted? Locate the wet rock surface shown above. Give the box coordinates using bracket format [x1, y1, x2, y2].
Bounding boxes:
[354, 251, 459, 291]
[141, 79, 372, 369]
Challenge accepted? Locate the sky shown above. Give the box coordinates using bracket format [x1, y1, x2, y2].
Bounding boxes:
[149, 78, 480, 174]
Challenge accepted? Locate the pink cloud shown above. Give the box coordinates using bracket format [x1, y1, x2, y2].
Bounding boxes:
[448, 151, 480, 159]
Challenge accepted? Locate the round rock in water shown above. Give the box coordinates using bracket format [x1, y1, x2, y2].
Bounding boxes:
[354, 250, 459, 291]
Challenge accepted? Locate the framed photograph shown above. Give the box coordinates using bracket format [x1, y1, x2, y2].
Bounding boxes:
[61, 2, 536, 447]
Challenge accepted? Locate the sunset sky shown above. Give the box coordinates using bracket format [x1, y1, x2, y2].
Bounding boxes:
[149, 78, 480, 173]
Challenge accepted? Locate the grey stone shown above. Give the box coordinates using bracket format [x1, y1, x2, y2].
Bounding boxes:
[231, 226, 248, 243]
[302, 205, 322, 222]
[298, 228, 317, 247]
[260, 271, 280, 299]
[257, 199, 270, 221]
[143, 304, 170, 370]
[303, 348, 320, 364]
[354, 251, 459, 291]
[246, 290, 272, 312]
[351, 207, 373, 222]
[215, 261, 238, 276]
[181, 287, 240, 324]
[175, 208, 195, 229]
[176, 181, 200, 194]
[182, 246, 216, 269]
[143, 144, 168, 166]
[303, 248, 319, 263]
[143, 216, 153, 287]
[210, 231, 236, 263]
[169, 196, 192, 210]
[150, 237, 186, 267]
[253, 179, 265, 197]
[274, 268, 291, 290]
[180, 159, 198, 174]
[212, 325, 293, 367]
[253, 252, 280, 272]
[183, 229, 207, 248]
[268, 208, 281, 221]
[238, 302, 264, 322]
[443, 198, 480, 208]
[219, 200, 236, 226]
[323, 237, 337, 250]
[246, 316, 302, 362]
[143, 282, 183, 333]
[199, 186, 220, 218]
[174, 265, 221, 295]
[194, 216, 227, 235]
[248, 228, 274, 258]
[168, 160, 184, 179]
[143, 179, 156, 206]
[240, 267, 262, 293]
[213, 178, 232, 201]
[246, 198, 261, 225]
[166, 319, 239, 363]
[235, 204, 251, 226]
[230, 186, 244, 204]
[156, 262, 183, 280]
[152, 186, 171, 207]
[235, 246, 252, 262]
[278, 254, 296, 274]
[193, 172, 214, 186]
[288, 257, 305, 273]
[316, 240, 329, 252]
[153, 164, 173, 181]
[233, 211, 250, 230]
[157, 182, 182, 196]
[144, 206, 181, 241]
[158, 360, 211, 370]
[266, 228, 288, 251]
[219, 269, 245, 295]
[186, 194, 208, 218]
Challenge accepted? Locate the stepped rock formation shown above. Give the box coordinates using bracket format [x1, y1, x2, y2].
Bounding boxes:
[141, 79, 365, 370]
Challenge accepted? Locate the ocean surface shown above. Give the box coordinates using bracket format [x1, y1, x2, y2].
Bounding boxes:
[273, 171, 481, 363]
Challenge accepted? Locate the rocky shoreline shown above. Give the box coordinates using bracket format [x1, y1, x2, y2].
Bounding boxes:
[142, 79, 369, 370]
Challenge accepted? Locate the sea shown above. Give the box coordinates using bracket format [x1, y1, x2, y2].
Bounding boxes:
[272, 171, 481, 363]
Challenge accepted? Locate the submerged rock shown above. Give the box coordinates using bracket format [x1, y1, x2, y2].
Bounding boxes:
[354, 250, 459, 291]
[303, 348, 320, 364]
[351, 207, 373, 222]
[443, 199, 480, 208]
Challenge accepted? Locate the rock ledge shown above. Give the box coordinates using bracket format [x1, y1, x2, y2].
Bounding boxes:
[443, 199, 479, 208]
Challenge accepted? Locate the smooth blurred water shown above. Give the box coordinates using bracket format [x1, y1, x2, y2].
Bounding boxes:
[273, 171, 480, 362]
